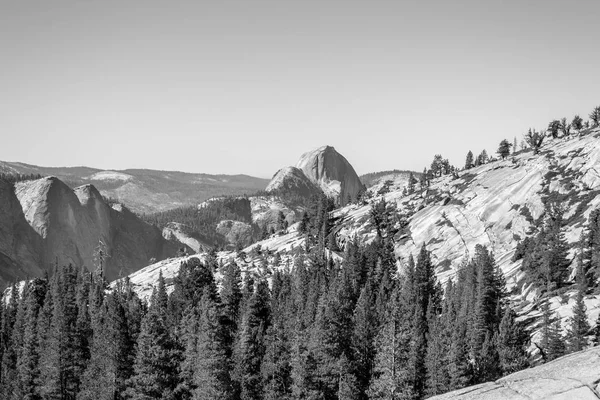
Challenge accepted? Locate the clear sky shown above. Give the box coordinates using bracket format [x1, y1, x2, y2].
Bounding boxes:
[1, 0, 599, 178]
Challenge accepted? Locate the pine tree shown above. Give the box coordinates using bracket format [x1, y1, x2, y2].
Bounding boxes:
[262, 272, 292, 400]
[566, 266, 590, 353]
[337, 354, 359, 400]
[589, 106, 600, 127]
[38, 265, 88, 399]
[192, 289, 231, 400]
[409, 246, 438, 399]
[547, 320, 566, 361]
[447, 320, 471, 390]
[548, 120, 561, 138]
[464, 151, 474, 170]
[1, 282, 20, 397]
[425, 307, 450, 396]
[477, 333, 500, 382]
[496, 307, 528, 375]
[594, 313, 600, 345]
[496, 139, 512, 159]
[407, 172, 417, 194]
[15, 279, 47, 399]
[235, 279, 271, 400]
[352, 281, 377, 400]
[525, 129, 545, 154]
[572, 115, 583, 131]
[368, 288, 413, 400]
[124, 285, 179, 400]
[79, 292, 132, 400]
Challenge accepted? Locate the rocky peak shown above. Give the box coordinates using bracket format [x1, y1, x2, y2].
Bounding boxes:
[266, 166, 322, 198]
[295, 145, 364, 203]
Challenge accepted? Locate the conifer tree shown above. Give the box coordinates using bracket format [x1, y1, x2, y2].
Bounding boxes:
[589, 106, 600, 127]
[594, 313, 600, 345]
[79, 292, 132, 400]
[496, 139, 512, 159]
[235, 279, 271, 400]
[368, 285, 413, 400]
[572, 115, 583, 131]
[548, 120, 561, 138]
[496, 307, 528, 375]
[38, 265, 87, 399]
[124, 283, 179, 400]
[15, 279, 47, 400]
[477, 333, 500, 382]
[192, 289, 231, 400]
[546, 320, 566, 361]
[464, 151, 474, 170]
[447, 320, 471, 390]
[425, 306, 450, 396]
[566, 265, 590, 353]
[352, 281, 377, 400]
[262, 272, 292, 400]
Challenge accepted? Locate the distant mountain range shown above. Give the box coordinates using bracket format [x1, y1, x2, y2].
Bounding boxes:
[0, 161, 270, 214]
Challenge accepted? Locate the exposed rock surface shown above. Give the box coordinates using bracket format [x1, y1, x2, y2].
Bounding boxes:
[266, 166, 322, 198]
[0, 176, 185, 286]
[216, 220, 255, 248]
[250, 196, 301, 230]
[296, 145, 364, 202]
[429, 346, 600, 399]
[336, 130, 600, 287]
[162, 222, 208, 254]
[362, 170, 416, 195]
[0, 180, 42, 283]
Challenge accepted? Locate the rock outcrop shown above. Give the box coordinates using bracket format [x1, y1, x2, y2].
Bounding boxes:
[295, 146, 364, 202]
[216, 220, 255, 248]
[162, 222, 209, 254]
[266, 166, 322, 198]
[429, 346, 600, 399]
[0, 180, 42, 283]
[0, 176, 186, 286]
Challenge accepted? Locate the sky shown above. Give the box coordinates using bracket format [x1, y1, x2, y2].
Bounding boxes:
[1, 0, 599, 178]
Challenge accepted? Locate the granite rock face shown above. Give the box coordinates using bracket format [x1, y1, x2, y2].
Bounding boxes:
[0, 180, 42, 283]
[216, 219, 255, 248]
[296, 146, 364, 203]
[266, 166, 322, 198]
[0, 176, 185, 286]
[429, 346, 600, 400]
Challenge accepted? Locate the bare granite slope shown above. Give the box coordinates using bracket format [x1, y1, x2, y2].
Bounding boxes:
[429, 346, 600, 399]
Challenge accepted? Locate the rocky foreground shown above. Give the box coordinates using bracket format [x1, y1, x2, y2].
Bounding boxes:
[430, 346, 600, 400]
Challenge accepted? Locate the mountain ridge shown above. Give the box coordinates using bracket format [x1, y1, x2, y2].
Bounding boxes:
[0, 160, 270, 214]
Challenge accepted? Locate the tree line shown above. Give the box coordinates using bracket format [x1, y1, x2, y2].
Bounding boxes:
[1, 200, 599, 400]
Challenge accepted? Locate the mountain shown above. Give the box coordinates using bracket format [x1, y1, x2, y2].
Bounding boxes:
[295, 145, 364, 202]
[266, 166, 322, 198]
[120, 127, 600, 355]
[429, 346, 600, 399]
[0, 176, 186, 286]
[0, 161, 269, 214]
